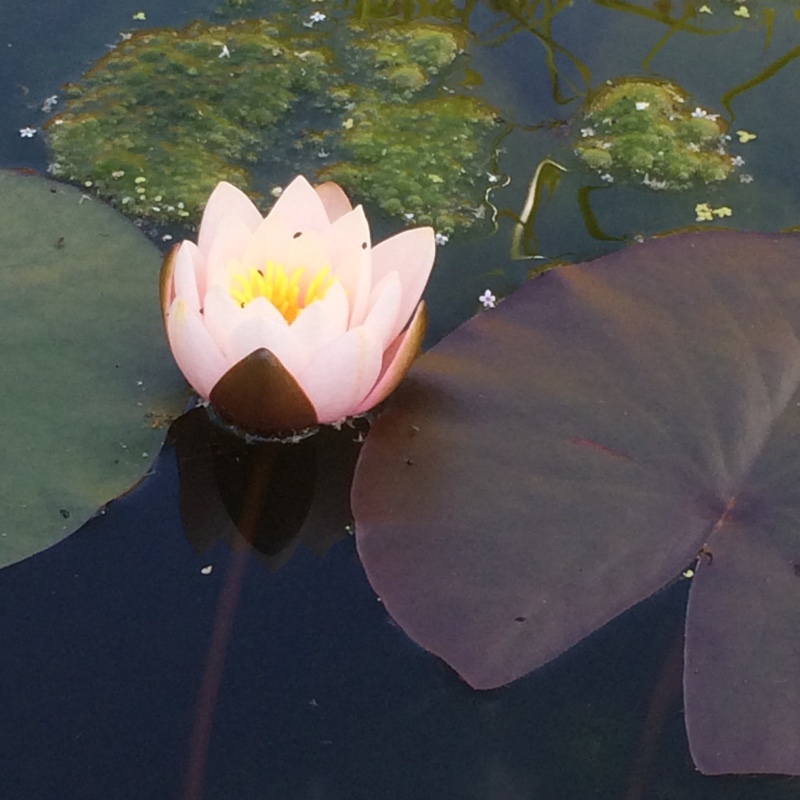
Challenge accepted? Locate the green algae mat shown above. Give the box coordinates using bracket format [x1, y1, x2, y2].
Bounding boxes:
[573, 78, 733, 190]
[0, 169, 187, 568]
[45, 18, 499, 234]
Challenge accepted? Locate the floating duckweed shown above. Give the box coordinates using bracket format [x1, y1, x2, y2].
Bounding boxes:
[46, 19, 337, 222]
[345, 23, 466, 99]
[385, 65, 428, 92]
[322, 93, 498, 234]
[574, 78, 732, 190]
[45, 16, 498, 231]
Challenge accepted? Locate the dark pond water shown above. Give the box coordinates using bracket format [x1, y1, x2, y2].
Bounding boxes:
[3, 0, 800, 796]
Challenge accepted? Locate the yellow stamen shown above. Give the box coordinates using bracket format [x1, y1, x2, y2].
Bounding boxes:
[229, 260, 336, 323]
[305, 266, 332, 307]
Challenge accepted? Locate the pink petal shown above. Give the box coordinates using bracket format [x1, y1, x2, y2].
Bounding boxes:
[238, 213, 284, 269]
[290, 282, 350, 357]
[166, 298, 230, 398]
[204, 214, 257, 290]
[227, 313, 307, 378]
[198, 182, 263, 254]
[361, 272, 403, 351]
[240, 296, 291, 328]
[319, 205, 372, 324]
[267, 176, 331, 235]
[353, 300, 427, 415]
[203, 286, 287, 359]
[173, 241, 201, 311]
[202, 284, 242, 357]
[240, 226, 330, 297]
[370, 227, 436, 335]
[315, 181, 353, 223]
[297, 326, 383, 423]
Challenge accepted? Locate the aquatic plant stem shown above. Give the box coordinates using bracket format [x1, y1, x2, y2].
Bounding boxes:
[183, 449, 277, 800]
[623, 622, 685, 800]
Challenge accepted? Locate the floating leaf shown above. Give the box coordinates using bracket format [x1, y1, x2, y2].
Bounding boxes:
[0, 169, 186, 568]
[510, 158, 567, 260]
[352, 230, 800, 775]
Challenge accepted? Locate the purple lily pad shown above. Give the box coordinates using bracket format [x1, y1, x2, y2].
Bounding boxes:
[351, 230, 800, 775]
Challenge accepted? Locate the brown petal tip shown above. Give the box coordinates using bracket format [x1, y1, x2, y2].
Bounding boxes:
[209, 348, 318, 437]
[159, 243, 181, 329]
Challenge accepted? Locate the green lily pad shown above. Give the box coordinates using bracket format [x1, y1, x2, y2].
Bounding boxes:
[0, 169, 187, 568]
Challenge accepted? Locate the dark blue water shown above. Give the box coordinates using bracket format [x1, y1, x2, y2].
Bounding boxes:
[0, 439, 698, 799]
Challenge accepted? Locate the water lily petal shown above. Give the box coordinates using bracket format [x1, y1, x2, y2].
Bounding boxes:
[350, 254, 373, 330]
[240, 223, 330, 294]
[204, 214, 257, 291]
[209, 348, 318, 436]
[353, 301, 428, 415]
[227, 313, 307, 378]
[167, 298, 229, 398]
[198, 181, 262, 254]
[267, 175, 331, 235]
[204, 285, 286, 353]
[173, 241, 201, 311]
[362, 271, 403, 351]
[240, 296, 291, 328]
[291, 282, 350, 358]
[239, 204, 290, 264]
[202, 284, 241, 358]
[371, 227, 436, 337]
[315, 181, 353, 223]
[298, 326, 383, 423]
[160, 244, 179, 323]
[319, 205, 372, 324]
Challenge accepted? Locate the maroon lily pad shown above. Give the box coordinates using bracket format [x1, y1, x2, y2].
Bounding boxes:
[351, 230, 800, 775]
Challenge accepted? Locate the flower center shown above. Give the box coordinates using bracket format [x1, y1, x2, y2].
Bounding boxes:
[230, 261, 334, 324]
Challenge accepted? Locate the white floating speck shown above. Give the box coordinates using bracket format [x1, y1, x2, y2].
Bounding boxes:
[41, 95, 58, 113]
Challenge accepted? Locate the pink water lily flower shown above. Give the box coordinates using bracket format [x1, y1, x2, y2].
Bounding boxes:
[160, 177, 434, 436]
